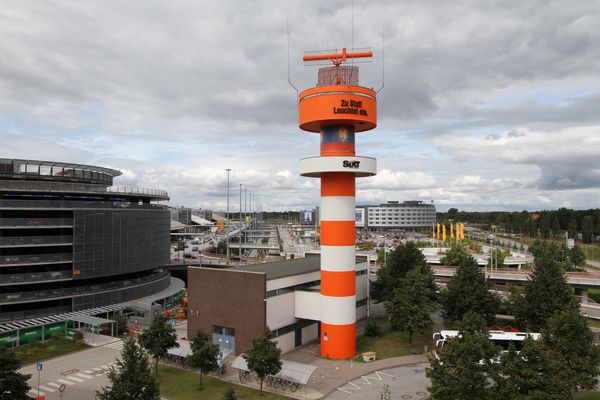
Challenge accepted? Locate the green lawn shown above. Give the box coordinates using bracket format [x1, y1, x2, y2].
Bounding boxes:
[15, 338, 88, 365]
[354, 329, 432, 362]
[576, 393, 600, 400]
[158, 365, 288, 400]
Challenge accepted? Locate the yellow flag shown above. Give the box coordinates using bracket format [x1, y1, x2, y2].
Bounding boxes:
[450, 223, 454, 240]
[442, 224, 447, 241]
[432, 224, 435, 239]
[437, 223, 440, 239]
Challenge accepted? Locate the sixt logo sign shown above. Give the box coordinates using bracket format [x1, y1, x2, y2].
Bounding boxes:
[342, 160, 361, 168]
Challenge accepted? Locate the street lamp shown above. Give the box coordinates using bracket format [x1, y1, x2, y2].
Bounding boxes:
[239, 183, 243, 261]
[226, 169, 231, 264]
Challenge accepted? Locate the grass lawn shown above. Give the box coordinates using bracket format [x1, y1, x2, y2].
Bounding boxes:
[16, 338, 88, 365]
[576, 393, 600, 400]
[158, 365, 288, 400]
[354, 329, 432, 362]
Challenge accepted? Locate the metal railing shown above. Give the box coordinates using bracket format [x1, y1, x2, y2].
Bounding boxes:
[0, 218, 73, 227]
[0, 253, 72, 266]
[0, 270, 72, 284]
[0, 270, 169, 303]
[0, 236, 73, 246]
[0, 180, 168, 199]
[0, 199, 166, 210]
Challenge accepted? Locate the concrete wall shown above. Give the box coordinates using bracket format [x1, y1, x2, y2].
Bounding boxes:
[267, 292, 296, 331]
[187, 267, 266, 355]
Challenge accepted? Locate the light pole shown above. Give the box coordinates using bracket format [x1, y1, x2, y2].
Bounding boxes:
[226, 169, 231, 264]
[239, 184, 243, 261]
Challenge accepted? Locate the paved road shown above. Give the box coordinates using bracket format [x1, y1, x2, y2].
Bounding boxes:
[325, 363, 430, 400]
[20, 340, 123, 399]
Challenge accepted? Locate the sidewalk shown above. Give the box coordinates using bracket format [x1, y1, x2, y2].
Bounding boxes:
[283, 343, 428, 398]
[214, 341, 428, 399]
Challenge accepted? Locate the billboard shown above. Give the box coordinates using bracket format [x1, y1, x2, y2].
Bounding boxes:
[303, 211, 313, 223]
[355, 208, 365, 228]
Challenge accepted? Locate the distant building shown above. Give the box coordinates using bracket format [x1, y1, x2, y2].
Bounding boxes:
[357, 200, 436, 230]
[0, 158, 176, 323]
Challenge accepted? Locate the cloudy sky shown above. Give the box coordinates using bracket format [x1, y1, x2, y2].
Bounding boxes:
[1, 1, 599, 212]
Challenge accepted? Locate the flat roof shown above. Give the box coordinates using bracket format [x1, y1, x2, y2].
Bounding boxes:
[223, 253, 368, 280]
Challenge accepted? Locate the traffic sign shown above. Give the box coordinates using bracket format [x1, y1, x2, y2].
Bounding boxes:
[36, 363, 43, 371]
[170, 319, 177, 327]
[59, 384, 66, 393]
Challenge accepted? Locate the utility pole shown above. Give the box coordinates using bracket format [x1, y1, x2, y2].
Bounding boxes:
[226, 169, 231, 264]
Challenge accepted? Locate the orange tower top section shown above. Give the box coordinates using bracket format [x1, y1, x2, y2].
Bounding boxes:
[298, 48, 377, 133]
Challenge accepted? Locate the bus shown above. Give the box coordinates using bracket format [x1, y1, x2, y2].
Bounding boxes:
[433, 330, 541, 359]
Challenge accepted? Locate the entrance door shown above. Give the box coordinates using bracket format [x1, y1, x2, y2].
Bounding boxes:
[295, 327, 302, 348]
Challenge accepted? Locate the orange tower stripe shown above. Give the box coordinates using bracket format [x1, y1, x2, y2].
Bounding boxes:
[320, 142, 355, 156]
[321, 270, 356, 297]
[321, 173, 355, 196]
[321, 323, 356, 359]
[320, 221, 355, 246]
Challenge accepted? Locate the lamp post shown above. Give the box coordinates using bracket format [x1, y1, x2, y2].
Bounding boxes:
[239, 183, 243, 261]
[226, 169, 231, 264]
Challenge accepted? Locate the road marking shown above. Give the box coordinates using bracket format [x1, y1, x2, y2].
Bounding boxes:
[65, 375, 85, 382]
[56, 378, 76, 386]
[29, 390, 45, 396]
[100, 364, 110, 369]
[38, 384, 56, 392]
[92, 367, 103, 371]
[75, 372, 94, 379]
[46, 382, 62, 388]
[84, 370, 94, 374]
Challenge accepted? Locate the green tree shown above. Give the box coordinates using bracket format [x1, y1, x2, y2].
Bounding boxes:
[97, 338, 160, 400]
[186, 330, 219, 390]
[222, 388, 237, 400]
[551, 218, 561, 238]
[371, 242, 431, 303]
[567, 220, 578, 238]
[112, 313, 128, 336]
[495, 339, 569, 400]
[569, 245, 586, 268]
[440, 243, 471, 266]
[542, 308, 600, 393]
[510, 254, 578, 331]
[244, 329, 282, 393]
[0, 346, 31, 400]
[582, 216, 594, 244]
[427, 311, 499, 400]
[138, 313, 179, 375]
[385, 269, 438, 348]
[447, 208, 459, 221]
[487, 248, 505, 268]
[440, 255, 500, 323]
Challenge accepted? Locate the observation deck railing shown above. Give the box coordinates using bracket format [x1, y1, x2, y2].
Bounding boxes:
[0, 218, 73, 228]
[0, 270, 72, 284]
[0, 253, 72, 267]
[0, 235, 73, 247]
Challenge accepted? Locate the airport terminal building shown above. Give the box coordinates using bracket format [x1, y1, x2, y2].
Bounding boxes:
[0, 159, 173, 323]
[356, 200, 436, 230]
[187, 254, 369, 355]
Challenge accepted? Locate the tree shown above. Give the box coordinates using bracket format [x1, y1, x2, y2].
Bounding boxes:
[112, 313, 128, 336]
[582, 216, 594, 244]
[97, 338, 160, 400]
[567, 220, 578, 238]
[427, 311, 499, 400]
[222, 388, 237, 400]
[440, 243, 471, 266]
[495, 339, 569, 400]
[244, 329, 282, 394]
[510, 254, 578, 331]
[542, 308, 600, 393]
[440, 255, 500, 323]
[385, 269, 438, 348]
[371, 242, 431, 303]
[0, 346, 31, 400]
[186, 330, 219, 390]
[138, 313, 179, 375]
[487, 248, 505, 269]
[569, 245, 586, 268]
[447, 208, 459, 221]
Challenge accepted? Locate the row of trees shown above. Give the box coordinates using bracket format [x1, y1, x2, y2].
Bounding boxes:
[371, 241, 600, 399]
[440, 207, 600, 242]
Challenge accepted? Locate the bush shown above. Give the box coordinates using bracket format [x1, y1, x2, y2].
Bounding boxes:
[72, 331, 84, 342]
[365, 318, 381, 337]
[222, 388, 237, 400]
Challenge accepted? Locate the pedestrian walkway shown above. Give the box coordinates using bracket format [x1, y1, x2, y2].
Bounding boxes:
[27, 363, 115, 398]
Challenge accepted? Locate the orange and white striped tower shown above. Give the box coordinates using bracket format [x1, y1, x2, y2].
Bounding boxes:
[298, 48, 377, 359]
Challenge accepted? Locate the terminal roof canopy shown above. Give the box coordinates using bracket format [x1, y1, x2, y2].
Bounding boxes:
[231, 356, 317, 385]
